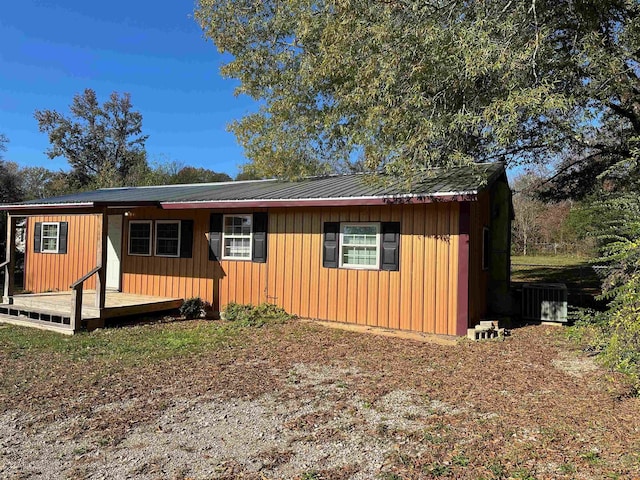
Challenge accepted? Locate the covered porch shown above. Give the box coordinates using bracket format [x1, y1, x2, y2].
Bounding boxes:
[0, 290, 183, 334]
[1, 209, 184, 334]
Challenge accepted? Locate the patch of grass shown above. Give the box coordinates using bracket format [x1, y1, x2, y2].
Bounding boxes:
[452, 454, 470, 467]
[300, 471, 321, 480]
[378, 473, 402, 480]
[486, 461, 506, 478]
[433, 420, 452, 432]
[0, 321, 243, 365]
[580, 450, 601, 465]
[558, 462, 576, 474]
[422, 431, 444, 444]
[511, 255, 590, 267]
[425, 462, 451, 476]
[72, 445, 91, 456]
[510, 467, 537, 480]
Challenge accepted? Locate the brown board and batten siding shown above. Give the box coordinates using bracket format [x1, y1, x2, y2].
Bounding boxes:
[120, 203, 461, 335]
[120, 208, 267, 310]
[25, 214, 100, 293]
[6, 163, 510, 336]
[468, 191, 491, 323]
[266, 204, 460, 335]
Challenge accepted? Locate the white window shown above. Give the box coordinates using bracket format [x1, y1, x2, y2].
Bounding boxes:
[41, 222, 60, 253]
[155, 220, 181, 257]
[222, 214, 252, 260]
[128, 221, 152, 256]
[340, 223, 380, 269]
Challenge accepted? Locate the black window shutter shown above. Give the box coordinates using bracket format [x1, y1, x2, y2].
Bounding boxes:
[209, 213, 223, 261]
[180, 220, 194, 258]
[58, 222, 68, 254]
[380, 222, 400, 271]
[34, 222, 42, 253]
[323, 222, 340, 268]
[252, 212, 268, 263]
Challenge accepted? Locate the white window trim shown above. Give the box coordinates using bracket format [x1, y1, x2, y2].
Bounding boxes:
[482, 226, 490, 271]
[41, 222, 60, 254]
[222, 214, 253, 261]
[128, 220, 153, 257]
[339, 222, 380, 270]
[155, 220, 181, 258]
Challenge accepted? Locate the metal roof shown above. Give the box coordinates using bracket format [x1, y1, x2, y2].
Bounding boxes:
[2, 162, 506, 210]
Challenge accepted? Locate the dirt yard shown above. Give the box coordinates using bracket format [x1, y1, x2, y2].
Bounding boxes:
[0, 320, 638, 479]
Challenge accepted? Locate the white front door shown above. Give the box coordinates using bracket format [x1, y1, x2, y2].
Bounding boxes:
[106, 215, 123, 291]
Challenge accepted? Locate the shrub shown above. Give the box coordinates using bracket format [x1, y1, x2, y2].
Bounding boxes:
[572, 192, 640, 394]
[222, 302, 294, 327]
[180, 297, 209, 320]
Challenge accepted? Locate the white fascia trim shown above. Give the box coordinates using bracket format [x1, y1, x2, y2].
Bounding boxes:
[0, 202, 95, 210]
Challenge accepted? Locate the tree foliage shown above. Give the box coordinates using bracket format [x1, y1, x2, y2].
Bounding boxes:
[168, 166, 232, 184]
[0, 136, 23, 205]
[195, 0, 639, 181]
[572, 193, 640, 392]
[18, 166, 74, 200]
[0, 135, 23, 259]
[0, 133, 8, 159]
[512, 172, 588, 256]
[34, 89, 148, 188]
[141, 160, 232, 185]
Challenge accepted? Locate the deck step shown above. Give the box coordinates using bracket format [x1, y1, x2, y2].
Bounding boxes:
[0, 313, 74, 335]
[0, 304, 73, 326]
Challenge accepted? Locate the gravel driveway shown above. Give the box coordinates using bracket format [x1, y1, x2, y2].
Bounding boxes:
[0, 321, 638, 479]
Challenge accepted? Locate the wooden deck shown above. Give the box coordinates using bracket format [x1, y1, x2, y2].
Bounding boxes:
[0, 291, 183, 333]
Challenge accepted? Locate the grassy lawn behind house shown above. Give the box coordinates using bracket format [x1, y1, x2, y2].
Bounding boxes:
[511, 254, 592, 267]
[511, 255, 602, 306]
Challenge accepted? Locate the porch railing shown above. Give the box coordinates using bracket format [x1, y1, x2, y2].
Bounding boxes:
[1, 259, 10, 302]
[70, 266, 102, 330]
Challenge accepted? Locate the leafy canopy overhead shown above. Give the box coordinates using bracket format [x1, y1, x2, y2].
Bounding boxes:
[35, 89, 148, 188]
[196, 0, 639, 186]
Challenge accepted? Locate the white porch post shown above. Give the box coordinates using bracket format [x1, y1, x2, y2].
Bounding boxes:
[96, 210, 107, 310]
[2, 214, 16, 304]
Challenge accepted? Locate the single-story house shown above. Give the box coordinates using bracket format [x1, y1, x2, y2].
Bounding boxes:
[0, 162, 512, 335]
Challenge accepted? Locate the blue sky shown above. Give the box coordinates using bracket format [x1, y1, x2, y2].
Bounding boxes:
[0, 0, 255, 176]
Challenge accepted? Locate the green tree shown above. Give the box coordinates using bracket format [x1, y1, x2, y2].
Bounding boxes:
[15, 166, 79, 200]
[171, 166, 232, 184]
[195, 0, 639, 182]
[574, 193, 640, 392]
[142, 159, 231, 185]
[34, 89, 149, 188]
[235, 164, 264, 181]
[0, 136, 22, 204]
[0, 135, 23, 261]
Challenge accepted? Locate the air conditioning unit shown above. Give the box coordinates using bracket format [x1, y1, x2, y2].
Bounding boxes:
[522, 283, 568, 323]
